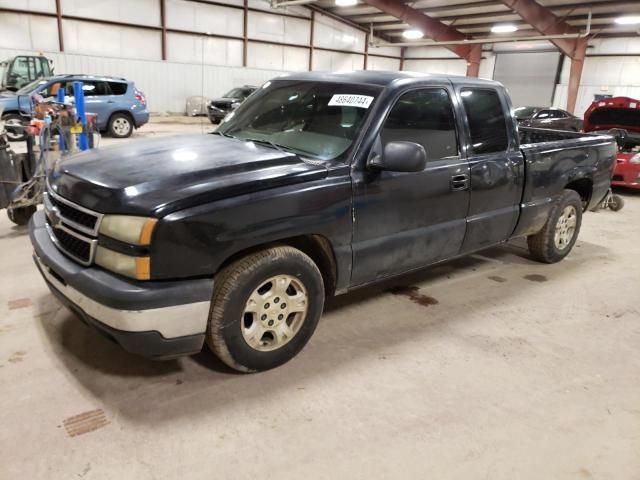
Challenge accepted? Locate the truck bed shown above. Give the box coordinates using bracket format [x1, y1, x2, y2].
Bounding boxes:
[512, 127, 617, 238]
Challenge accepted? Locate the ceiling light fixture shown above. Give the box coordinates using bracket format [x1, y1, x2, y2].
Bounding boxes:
[335, 0, 357, 7]
[491, 24, 518, 33]
[402, 29, 424, 40]
[614, 15, 640, 25]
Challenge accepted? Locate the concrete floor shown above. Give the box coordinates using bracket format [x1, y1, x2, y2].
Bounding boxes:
[1, 122, 639, 479]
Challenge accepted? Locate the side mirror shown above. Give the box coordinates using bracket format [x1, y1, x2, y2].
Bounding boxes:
[368, 141, 427, 173]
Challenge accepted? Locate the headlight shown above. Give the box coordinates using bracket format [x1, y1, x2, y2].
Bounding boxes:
[630, 153, 640, 164]
[99, 215, 157, 245]
[95, 246, 150, 280]
[231, 102, 241, 110]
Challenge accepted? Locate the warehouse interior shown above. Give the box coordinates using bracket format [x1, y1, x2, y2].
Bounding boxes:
[0, 0, 639, 478]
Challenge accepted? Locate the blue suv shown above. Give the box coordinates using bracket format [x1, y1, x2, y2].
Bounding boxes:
[0, 74, 149, 141]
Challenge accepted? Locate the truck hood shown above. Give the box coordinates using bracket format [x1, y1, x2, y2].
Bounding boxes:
[48, 134, 328, 216]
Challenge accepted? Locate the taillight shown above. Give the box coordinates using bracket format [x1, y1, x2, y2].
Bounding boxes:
[135, 92, 146, 106]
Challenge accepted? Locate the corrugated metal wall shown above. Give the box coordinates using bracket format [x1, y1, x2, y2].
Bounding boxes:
[0, 0, 401, 113]
[553, 38, 640, 116]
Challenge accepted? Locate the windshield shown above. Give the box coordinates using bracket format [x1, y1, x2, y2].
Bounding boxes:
[223, 88, 247, 99]
[16, 78, 49, 95]
[218, 80, 380, 161]
[513, 106, 539, 119]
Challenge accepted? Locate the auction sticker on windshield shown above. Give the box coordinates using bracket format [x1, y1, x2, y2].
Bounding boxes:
[328, 94, 374, 109]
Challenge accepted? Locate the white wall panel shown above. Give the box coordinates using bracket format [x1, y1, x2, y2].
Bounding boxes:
[0, 46, 283, 113]
[0, 13, 59, 51]
[405, 46, 459, 59]
[368, 37, 400, 58]
[247, 43, 307, 71]
[61, 0, 160, 27]
[63, 19, 161, 60]
[314, 14, 365, 53]
[478, 53, 495, 80]
[0, 0, 55, 12]
[367, 56, 399, 71]
[247, 0, 311, 18]
[554, 49, 640, 115]
[248, 11, 310, 45]
[403, 59, 467, 76]
[166, 0, 243, 36]
[313, 50, 364, 71]
[167, 32, 243, 66]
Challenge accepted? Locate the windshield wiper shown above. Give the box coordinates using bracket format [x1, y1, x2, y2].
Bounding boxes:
[213, 131, 235, 139]
[242, 137, 287, 154]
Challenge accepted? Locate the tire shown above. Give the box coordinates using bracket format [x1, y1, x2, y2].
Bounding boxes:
[7, 205, 37, 226]
[527, 189, 583, 263]
[2, 113, 27, 142]
[108, 113, 133, 138]
[609, 194, 624, 212]
[207, 246, 325, 372]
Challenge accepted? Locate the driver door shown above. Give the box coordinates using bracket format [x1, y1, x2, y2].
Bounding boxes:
[350, 87, 470, 286]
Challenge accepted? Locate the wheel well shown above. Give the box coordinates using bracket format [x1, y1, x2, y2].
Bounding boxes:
[218, 235, 338, 296]
[565, 178, 592, 208]
[108, 110, 134, 126]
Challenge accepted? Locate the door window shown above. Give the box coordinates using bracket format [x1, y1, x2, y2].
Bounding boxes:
[460, 88, 509, 155]
[381, 88, 458, 160]
[40, 82, 65, 99]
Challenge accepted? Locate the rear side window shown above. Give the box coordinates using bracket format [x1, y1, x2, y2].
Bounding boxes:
[381, 88, 458, 160]
[81, 81, 110, 96]
[460, 88, 509, 155]
[108, 82, 128, 95]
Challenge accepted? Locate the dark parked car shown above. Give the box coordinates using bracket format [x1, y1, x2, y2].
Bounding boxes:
[30, 71, 615, 372]
[514, 106, 583, 131]
[207, 85, 256, 123]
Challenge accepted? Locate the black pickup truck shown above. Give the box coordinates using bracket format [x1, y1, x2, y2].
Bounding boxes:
[30, 71, 616, 372]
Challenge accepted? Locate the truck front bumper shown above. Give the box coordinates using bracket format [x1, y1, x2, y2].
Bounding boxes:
[29, 211, 213, 359]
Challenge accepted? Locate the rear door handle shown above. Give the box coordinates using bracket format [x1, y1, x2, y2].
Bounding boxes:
[451, 173, 470, 191]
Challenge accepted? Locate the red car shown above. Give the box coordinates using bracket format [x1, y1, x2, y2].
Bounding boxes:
[584, 96, 640, 189]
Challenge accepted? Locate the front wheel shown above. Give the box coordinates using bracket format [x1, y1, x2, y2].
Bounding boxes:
[527, 189, 583, 263]
[2, 113, 27, 142]
[7, 205, 37, 226]
[206, 246, 325, 372]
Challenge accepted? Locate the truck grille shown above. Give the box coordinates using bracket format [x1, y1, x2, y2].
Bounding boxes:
[50, 226, 92, 263]
[43, 188, 103, 266]
[51, 197, 98, 231]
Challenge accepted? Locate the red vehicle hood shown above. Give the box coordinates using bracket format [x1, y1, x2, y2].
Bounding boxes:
[583, 96, 640, 133]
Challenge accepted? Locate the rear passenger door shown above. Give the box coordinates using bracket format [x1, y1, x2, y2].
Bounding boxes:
[81, 80, 112, 129]
[456, 87, 524, 252]
[351, 86, 470, 285]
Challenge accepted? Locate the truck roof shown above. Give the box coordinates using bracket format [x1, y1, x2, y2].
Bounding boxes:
[278, 70, 502, 88]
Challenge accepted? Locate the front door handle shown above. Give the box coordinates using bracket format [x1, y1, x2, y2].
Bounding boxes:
[451, 174, 470, 191]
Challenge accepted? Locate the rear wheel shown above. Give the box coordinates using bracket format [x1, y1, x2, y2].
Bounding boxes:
[7, 205, 36, 226]
[527, 189, 583, 263]
[2, 113, 27, 142]
[108, 113, 133, 138]
[206, 246, 325, 372]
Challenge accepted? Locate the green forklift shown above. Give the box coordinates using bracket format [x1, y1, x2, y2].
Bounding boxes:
[0, 55, 53, 93]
